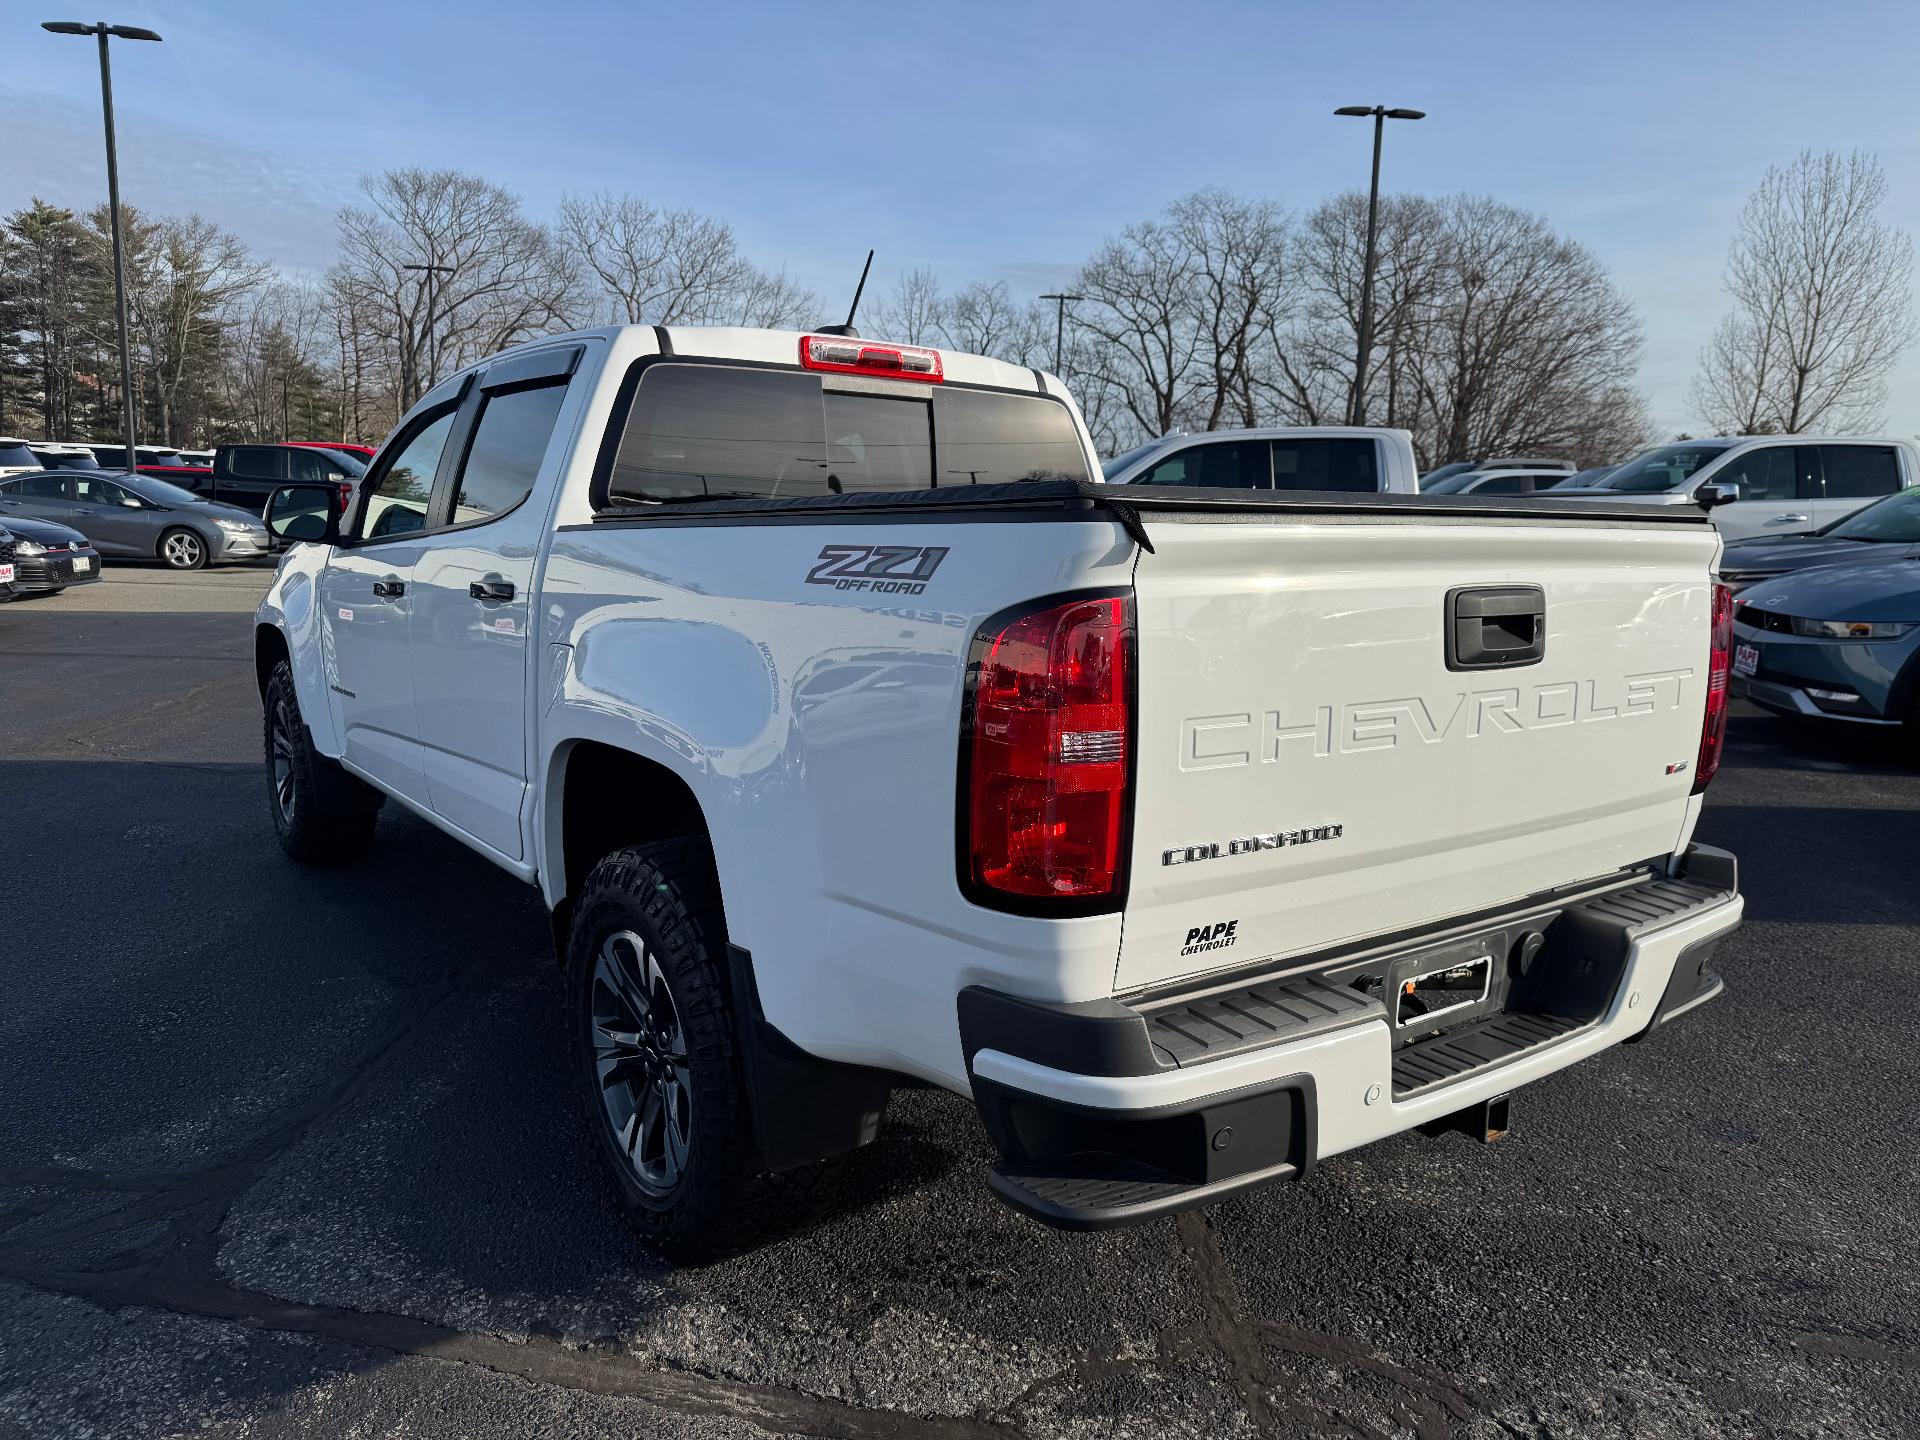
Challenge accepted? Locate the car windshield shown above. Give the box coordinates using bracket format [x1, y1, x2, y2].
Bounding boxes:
[127, 476, 204, 506]
[1101, 440, 1168, 480]
[1419, 461, 1476, 487]
[1591, 443, 1732, 493]
[310, 447, 369, 475]
[1823, 485, 1920, 542]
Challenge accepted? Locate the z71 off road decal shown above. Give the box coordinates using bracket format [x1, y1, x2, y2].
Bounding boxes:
[806, 544, 950, 595]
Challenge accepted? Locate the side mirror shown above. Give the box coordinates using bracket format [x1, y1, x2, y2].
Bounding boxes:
[1695, 482, 1739, 509]
[327, 472, 346, 484]
[120, 496, 143, 508]
[265, 484, 340, 545]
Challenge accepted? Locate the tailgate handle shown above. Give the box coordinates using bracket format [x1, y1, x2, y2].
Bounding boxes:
[1446, 585, 1545, 671]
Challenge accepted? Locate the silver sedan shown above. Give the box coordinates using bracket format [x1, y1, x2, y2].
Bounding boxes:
[0, 469, 270, 569]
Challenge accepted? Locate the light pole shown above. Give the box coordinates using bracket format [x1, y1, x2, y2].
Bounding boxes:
[43, 19, 162, 473]
[1334, 104, 1424, 426]
[402, 261, 455, 396]
[1038, 292, 1085, 379]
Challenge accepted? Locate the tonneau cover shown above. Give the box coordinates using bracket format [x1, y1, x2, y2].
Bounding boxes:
[591, 478, 1711, 527]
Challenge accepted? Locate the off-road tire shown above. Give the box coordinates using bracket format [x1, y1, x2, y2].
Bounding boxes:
[566, 838, 840, 1255]
[264, 659, 380, 862]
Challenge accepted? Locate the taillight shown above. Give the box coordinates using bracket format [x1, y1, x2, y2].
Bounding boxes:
[800, 334, 943, 382]
[1693, 581, 1732, 793]
[961, 592, 1133, 908]
[337, 482, 352, 512]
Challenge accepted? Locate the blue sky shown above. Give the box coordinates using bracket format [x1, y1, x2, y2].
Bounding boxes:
[6, 0, 1920, 438]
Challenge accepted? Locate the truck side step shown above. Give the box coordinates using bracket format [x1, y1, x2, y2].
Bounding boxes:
[988, 1152, 1302, 1231]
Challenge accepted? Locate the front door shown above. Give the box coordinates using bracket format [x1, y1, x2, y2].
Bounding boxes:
[317, 400, 461, 805]
[69, 474, 153, 555]
[1703, 444, 1820, 541]
[409, 344, 582, 859]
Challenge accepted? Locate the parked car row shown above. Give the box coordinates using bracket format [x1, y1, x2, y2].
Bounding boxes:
[0, 470, 270, 569]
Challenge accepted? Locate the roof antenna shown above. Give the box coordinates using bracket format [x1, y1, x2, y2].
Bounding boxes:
[814, 249, 874, 338]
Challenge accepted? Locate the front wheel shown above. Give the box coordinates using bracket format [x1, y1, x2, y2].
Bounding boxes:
[566, 840, 839, 1254]
[159, 527, 207, 570]
[264, 659, 379, 861]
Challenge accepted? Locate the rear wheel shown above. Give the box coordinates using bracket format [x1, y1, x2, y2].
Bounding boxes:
[160, 528, 207, 570]
[264, 659, 379, 861]
[567, 839, 839, 1254]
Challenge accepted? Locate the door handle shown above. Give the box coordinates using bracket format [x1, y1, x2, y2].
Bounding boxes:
[1767, 513, 1810, 524]
[372, 578, 406, 599]
[469, 578, 515, 602]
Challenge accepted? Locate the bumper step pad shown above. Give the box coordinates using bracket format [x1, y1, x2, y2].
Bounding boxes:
[1391, 1010, 1586, 1097]
[1137, 974, 1383, 1067]
[988, 1152, 1302, 1231]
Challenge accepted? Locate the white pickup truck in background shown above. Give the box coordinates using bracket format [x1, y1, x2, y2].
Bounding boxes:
[256, 325, 1743, 1246]
[1101, 424, 1421, 493]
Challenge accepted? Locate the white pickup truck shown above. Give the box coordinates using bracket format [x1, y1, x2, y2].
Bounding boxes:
[256, 325, 1744, 1245]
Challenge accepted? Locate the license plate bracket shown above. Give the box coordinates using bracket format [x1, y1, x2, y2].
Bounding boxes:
[1733, 643, 1760, 678]
[1388, 943, 1504, 1037]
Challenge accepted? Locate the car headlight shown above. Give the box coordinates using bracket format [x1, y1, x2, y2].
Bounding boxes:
[12, 539, 45, 557]
[214, 518, 260, 533]
[1788, 617, 1916, 640]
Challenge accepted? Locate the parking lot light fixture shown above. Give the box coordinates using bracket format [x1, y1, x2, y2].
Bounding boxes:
[1335, 104, 1425, 426]
[41, 18, 163, 475]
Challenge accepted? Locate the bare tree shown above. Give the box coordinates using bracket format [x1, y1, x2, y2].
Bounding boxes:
[720, 266, 817, 329]
[1693, 150, 1916, 434]
[131, 214, 270, 444]
[869, 266, 945, 344]
[1074, 190, 1288, 441]
[557, 192, 748, 325]
[336, 168, 573, 408]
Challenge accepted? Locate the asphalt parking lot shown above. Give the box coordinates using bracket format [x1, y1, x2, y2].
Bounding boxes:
[2, 570, 1917, 1440]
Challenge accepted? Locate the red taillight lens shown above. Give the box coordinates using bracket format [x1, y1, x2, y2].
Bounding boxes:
[800, 334, 943, 382]
[337, 482, 352, 512]
[1693, 581, 1732, 793]
[964, 593, 1133, 905]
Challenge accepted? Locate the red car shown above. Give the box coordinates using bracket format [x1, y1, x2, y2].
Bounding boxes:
[287, 440, 376, 462]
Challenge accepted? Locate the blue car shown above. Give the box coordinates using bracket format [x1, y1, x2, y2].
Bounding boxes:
[1720, 484, 1920, 588]
[1730, 559, 1920, 738]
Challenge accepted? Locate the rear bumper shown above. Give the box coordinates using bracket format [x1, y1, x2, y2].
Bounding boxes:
[962, 845, 1742, 1229]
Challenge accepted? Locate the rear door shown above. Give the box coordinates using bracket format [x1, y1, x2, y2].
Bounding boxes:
[1116, 513, 1718, 992]
[1269, 436, 1381, 492]
[409, 344, 583, 859]
[0, 474, 78, 530]
[219, 447, 286, 509]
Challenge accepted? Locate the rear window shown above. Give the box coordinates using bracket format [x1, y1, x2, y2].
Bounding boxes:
[602, 364, 1087, 505]
[0, 442, 38, 469]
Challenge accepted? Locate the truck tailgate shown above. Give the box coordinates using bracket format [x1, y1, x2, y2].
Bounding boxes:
[1118, 516, 1717, 993]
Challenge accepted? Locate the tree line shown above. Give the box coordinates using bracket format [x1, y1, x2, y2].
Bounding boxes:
[0, 150, 1910, 465]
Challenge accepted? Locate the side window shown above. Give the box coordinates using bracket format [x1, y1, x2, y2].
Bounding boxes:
[356, 408, 457, 541]
[1140, 441, 1269, 488]
[1271, 437, 1379, 493]
[608, 366, 824, 502]
[286, 449, 335, 483]
[229, 447, 284, 481]
[1475, 474, 1527, 495]
[75, 476, 130, 505]
[450, 382, 570, 523]
[19, 474, 69, 499]
[1711, 446, 1798, 501]
[1820, 445, 1901, 499]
